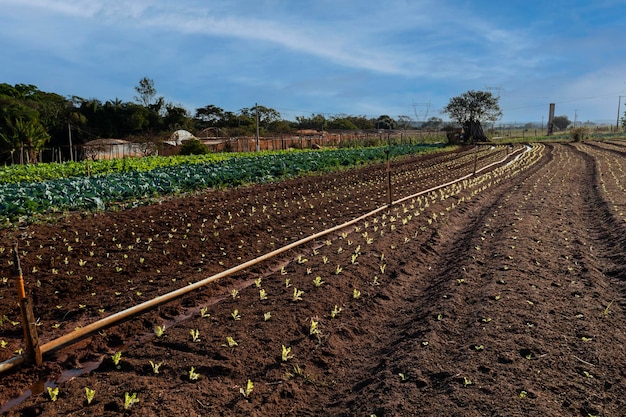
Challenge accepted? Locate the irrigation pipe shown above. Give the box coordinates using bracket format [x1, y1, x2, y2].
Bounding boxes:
[0, 145, 528, 374]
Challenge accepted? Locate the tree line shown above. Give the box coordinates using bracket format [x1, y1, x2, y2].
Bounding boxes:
[1, 78, 444, 164]
[3, 76, 524, 164]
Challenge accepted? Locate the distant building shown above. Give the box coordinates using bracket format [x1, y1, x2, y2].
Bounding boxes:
[83, 139, 154, 160]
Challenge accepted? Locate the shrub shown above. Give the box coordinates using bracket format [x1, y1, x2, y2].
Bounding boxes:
[569, 127, 587, 142]
[179, 139, 209, 155]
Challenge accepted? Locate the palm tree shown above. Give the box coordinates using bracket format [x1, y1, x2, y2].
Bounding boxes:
[6, 117, 51, 163]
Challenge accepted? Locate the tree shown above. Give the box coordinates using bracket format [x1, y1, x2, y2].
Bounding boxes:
[397, 115, 413, 129]
[421, 116, 444, 131]
[195, 105, 225, 128]
[552, 115, 571, 131]
[442, 90, 502, 143]
[375, 115, 397, 130]
[4, 117, 51, 163]
[134, 77, 157, 107]
[327, 117, 358, 130]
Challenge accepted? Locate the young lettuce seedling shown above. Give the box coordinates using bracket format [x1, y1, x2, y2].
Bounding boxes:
[84, 387, 95, 405]
[190, 329, 201, 342]
[47, 387, 59, 402]
[263, 312, 272, 321]
[111, 351, 122, 369]
[330, 305, 342, 318]
[240, 380, 254, 398]
[124, 392, 139, 409]
[292, 288, 304, 301]
[149, 361, 163, 374]
[281, 345, 293, 361]
[313, 276, 324, 287]
[188, 367, 200, 381]
[309, 320, 321, 336]
[154, 325, 166, 337]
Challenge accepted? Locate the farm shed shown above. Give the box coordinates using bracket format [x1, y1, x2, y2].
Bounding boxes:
[83, 139, 153, 160]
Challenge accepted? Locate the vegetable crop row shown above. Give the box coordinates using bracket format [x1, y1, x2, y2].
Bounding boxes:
[0, 144, 445, 223]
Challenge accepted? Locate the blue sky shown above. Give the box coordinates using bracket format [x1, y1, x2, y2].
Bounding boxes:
[2, 0, 626, 125]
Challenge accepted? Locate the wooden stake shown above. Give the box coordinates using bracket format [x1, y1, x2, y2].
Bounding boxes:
[13, 243, 42, 366]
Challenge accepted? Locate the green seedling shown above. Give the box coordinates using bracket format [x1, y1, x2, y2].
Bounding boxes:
[335, 265, 343, 275]
[240, 379, 254, 398]
[200, 307, 210, 318]
[379, 264, 387, 274]
[292, 287, 304, 301]
[124, 392, 139, 409]
[149, 361, 163, 374]
[519, 390, 527, 398]
[604, 299, 614, 315]
[259, 289, 268, 300]
[231, 289, 239, 299]
[398, 373, 409, 381]
[371, 276, 380, 286]
[309, 319, 321, 336]
[0, 340, 7, 348]
[330, 305, 342, 318]
[190, 329, 200, 342]
[353, 288, 361, 299]
[231, 309, 241, 320]
[281, 345, 293, 361]
[285, 278, 292, 287]
[297, 255, 308, 264]
[463, 376, 473, 387]
[84, 387, 95, 405]
[254, 278, 262, 287]
[154, 325, 166, 338]
[188, 367, 200, 381]
[47, 387, 59, 401]
[226, 336, 238, 347]
[474, 345, 484, 351]
[313, 276, 324, 287]
[111, 351, 122, 369]
[581, 337, 592, 343]
[264, 311, 272, 321]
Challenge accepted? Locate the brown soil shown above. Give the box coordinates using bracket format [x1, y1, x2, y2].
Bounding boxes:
[1, 142, 625, 416]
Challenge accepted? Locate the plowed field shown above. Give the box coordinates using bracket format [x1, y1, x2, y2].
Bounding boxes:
[1, 141, 625, 416]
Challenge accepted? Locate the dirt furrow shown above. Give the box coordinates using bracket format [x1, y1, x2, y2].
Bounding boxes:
[338, 143, 626, 416]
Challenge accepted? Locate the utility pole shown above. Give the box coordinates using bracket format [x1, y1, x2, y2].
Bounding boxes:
[255, 103, 260, 152]
[411, 100, 431, 125]
[617, 96, 625, 132]
[68, 122, 74, 162]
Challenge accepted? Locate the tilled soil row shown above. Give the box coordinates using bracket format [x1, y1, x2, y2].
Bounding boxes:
[3, 143, 625, 416]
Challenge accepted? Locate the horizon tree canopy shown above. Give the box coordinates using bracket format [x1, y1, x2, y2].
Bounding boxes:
[442, 90, 502, 143]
